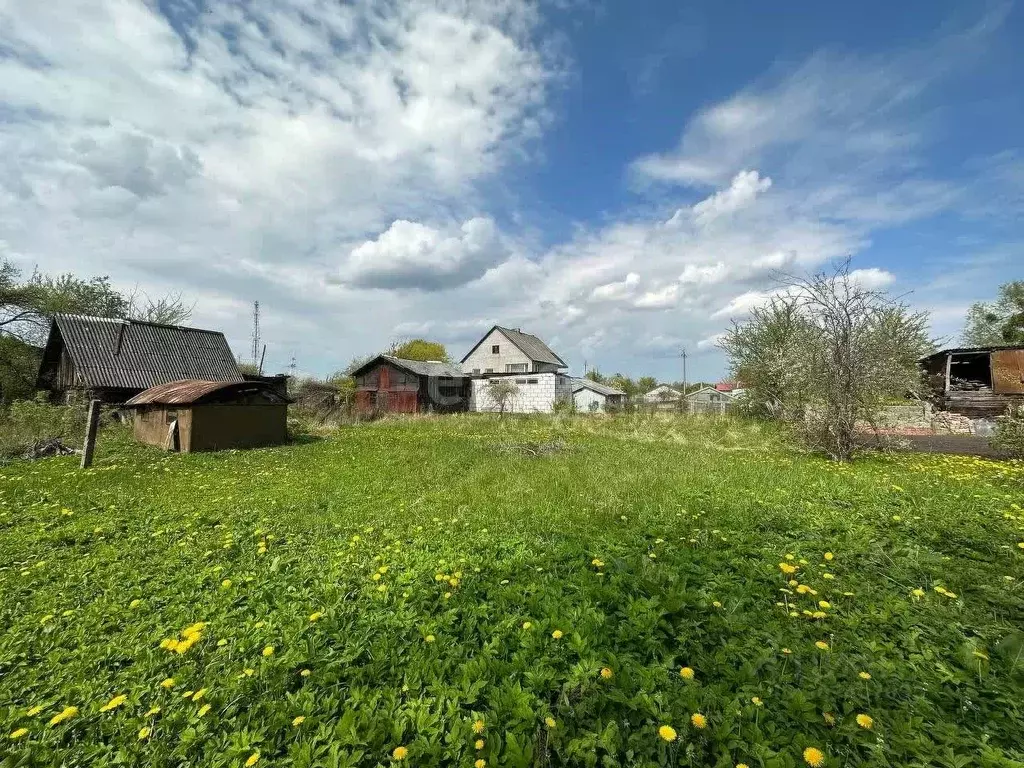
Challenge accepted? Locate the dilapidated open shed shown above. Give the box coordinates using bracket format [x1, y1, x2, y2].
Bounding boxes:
[920, 346, 1024, 417]
[125, 379, 290, 452]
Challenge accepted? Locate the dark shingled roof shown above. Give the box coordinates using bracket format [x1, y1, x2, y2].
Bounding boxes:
[38, 314, 243, 391]
[125, 379, 290, 406]
[460, 325, 567, 367]
[572, 378, 625, 396]
[351, 355, 465, 378]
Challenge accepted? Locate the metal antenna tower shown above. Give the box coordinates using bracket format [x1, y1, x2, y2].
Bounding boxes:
[251, 301, 260, 365]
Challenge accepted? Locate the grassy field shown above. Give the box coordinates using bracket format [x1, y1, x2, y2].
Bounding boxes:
[1, 415, 1023, 768]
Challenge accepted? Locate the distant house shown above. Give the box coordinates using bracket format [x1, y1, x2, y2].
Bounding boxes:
[461, 325, 567, 375]
[572, 378, 625, 412]
[686, 386, 736, 404]
[36, 314, 243, 404]
[920, 346, 1024, 417]
[462, 326, 572, 413]
[350, 355, 469, 415]
[642, 385, 682, 405]
[125, 379, 290, 453]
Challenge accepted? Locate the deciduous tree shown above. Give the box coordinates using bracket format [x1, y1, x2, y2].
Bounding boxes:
[962, 281, 1024, 345]
[721, 260, 933, 460]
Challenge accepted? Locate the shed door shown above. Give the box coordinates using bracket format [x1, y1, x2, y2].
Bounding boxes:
[992, 350, 1024, 394]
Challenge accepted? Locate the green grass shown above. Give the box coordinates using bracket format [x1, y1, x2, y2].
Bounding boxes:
[1, 414, 1022, 768]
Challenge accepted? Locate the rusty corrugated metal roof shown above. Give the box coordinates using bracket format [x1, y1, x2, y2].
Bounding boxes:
[125, 379, 289, 406]
[46, 314, 243, 390]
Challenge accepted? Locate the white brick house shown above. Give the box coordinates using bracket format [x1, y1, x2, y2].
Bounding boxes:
[461, 326, 567, 375]
[470, 372, 573, 413]
[462, 326, 572, 413]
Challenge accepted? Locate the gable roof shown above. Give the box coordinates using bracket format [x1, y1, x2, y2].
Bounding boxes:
[37, 314, 243, 391]
[351, 355, 465, 379]
[685, 386, 736, 399]
[460, 325, 566, 367]
[572, 378, 625, 396]
[125, 379, 290, 406]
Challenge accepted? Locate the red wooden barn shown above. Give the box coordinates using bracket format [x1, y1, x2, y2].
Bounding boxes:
[351, 356, 469, 414]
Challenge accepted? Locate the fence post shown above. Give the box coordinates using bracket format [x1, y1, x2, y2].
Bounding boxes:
[81, 399, 101, 469]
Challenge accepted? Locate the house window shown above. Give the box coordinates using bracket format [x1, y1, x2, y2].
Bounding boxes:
[491, 345, 500, 354]
[473, 368, 480, 374]
[515, 378, 527, 384]
[506, 363, 527, 373]
[485, 368, 494, 373]
[527, 378, 538, 384]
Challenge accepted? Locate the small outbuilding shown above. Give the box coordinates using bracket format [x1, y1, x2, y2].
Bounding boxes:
[572, 378, 625, 412]
[125, 379, 291, 452]
[351, 356, 469, 415]
[920, 346, 1024, 417]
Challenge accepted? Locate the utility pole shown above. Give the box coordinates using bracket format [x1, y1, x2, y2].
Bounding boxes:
[680, 347, 688, 414]
[251, 301, 261, 367]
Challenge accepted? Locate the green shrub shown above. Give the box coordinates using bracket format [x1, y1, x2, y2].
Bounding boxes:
[991, 404, 1024, 458]
[0, 396, 87, 460]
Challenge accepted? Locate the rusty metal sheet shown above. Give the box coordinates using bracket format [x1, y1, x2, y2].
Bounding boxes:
[992, 349, 1024, 394]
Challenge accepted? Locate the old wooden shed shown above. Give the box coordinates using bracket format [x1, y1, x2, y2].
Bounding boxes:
[351, 356, 469, 415]
[920, 346, 1024, 417]
[36, 314, 243, 404]
[124, 379, 290, 452]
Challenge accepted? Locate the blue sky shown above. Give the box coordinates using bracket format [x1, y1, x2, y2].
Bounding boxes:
[0, 0, 1021, 382]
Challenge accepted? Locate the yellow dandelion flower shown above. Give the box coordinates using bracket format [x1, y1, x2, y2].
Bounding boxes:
[262, 646, 274, 657]
[197, 704, 211, 717]
[737, 764, 750, 768]
[552, 629, 563, 639]
[781, 648, 792, 655]
[475, 738, 485, 749]
[26, 705, 44, 716]
[48, 706, 78, 726]
[600, 667, 613, 679]
[300, 669, 311, 677]
[392, 746, 409, 760]
[145, 706, 161, 716]
[680, 666, 695, 680]
[690, 713, 707, 729]
[292, 716, 306, 727]
[221, 579, 232, 588]
[858, 671, 871, 680]
[815, 641, 829, 650]
[137, 726, 151, 740]
[475, 760, 486, 768]
[129, 599, 142, 609]
[658, 724, 677, 741]
[309, 612, 324, 622]
[522, 621, 532, 630]
[856, 714, 874, 730]
[192, 688, 208, 702]
[824, 552, 834, 561]
[99, 695, 127, 712]
[425, 634, 436, 643]
[473, 719, 485, 734]
[910, 588, 925, 599]
[751, 697, 763, 706]
[818, 601, 831, 609]
[779, 563, 798, 574]
[160, 677, 175, 689]
[10, 728, 29, 740]
[803, 747, 825, 767]
[544, 717, 556, 728]
[244, 752, 260, 767]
